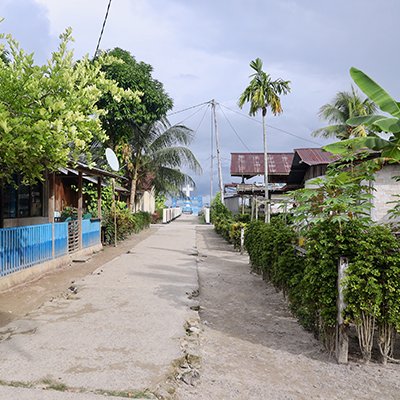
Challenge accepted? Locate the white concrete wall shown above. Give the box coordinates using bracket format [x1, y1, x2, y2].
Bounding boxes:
[136, 188, 156, 214]
[371, 165, 400, 222]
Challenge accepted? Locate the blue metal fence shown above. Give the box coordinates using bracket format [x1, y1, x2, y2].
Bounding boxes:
[82, 219, 101, 249]
[54, 222, 68, 257]
[0, 224, 52, 276]
[0, 220, 101, 277]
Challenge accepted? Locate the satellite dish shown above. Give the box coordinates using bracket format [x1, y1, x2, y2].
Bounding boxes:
[105, 148, 120, 172]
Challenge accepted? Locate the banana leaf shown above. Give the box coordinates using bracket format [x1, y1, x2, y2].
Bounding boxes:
[350, 67, 400, 118]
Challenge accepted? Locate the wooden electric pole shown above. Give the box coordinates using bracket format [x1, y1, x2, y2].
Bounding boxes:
[211, 99, 224, 205]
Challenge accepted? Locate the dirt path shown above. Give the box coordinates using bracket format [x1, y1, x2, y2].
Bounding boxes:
[0, 226, 158, 328]
[178, 225, 400, 400]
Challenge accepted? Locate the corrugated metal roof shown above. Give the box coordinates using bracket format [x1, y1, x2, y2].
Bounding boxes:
[294, 148, 340, 166]
[230, 152, 294, 177]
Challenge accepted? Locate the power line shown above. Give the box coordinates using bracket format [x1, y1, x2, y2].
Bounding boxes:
[219, 103, 323, 146]
[193, 103, 210, 134]
[175, 103, 209, 126]
[218, 104, 252, 152]
[167, 101, 210, 117]
[94, 0, 113, 57]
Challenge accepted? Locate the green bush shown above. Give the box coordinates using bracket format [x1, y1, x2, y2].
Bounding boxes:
[102, 204, 150, 244]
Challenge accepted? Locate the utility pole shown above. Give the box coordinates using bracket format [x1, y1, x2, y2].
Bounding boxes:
[210, 103, 214, 205]
[211, 99, 224, 205]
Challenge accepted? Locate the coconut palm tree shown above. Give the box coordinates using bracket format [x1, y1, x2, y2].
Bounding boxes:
[238, 58, 291, 223]
[312, 87, 377, 140]
[119, 118, 202, 211]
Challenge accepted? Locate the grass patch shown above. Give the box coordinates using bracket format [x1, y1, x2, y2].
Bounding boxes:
[0, 379, 34, 389]
[40, 378, 68, 391]
[93, 388, 155, 398]
[0, 377, 155, 399]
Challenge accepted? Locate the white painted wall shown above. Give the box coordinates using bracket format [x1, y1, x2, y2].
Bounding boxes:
[136, 188, 156, 214]
[370, 165, 400, 222]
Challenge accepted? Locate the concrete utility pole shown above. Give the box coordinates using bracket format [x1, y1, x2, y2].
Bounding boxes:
[211, 99, 224, 205]
[210, 104, 214, 205]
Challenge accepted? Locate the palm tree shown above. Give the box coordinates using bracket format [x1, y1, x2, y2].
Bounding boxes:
[238, 58, 291, 223]
[312, 87, 377, 140]
[119, 118, 202, 211]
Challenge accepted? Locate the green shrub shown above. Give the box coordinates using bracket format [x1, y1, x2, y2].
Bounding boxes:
[102, 204, 150, 244]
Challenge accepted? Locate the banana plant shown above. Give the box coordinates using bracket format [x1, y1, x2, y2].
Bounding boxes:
[324, 68, 400, 160]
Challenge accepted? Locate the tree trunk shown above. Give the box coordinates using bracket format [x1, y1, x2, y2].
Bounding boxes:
[130, 165, 139, 213]
[262, 112, 270, 223]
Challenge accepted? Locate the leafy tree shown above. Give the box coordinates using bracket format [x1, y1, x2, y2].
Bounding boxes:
[312, 86, 377, 140]
[290, 155, 377, 233]
[238, 58, 290, 223]
[118, 118, 202, 211]
[97, 48, 173, 148]
[0, 28, 138, 184]
[324, 68, 400, 160]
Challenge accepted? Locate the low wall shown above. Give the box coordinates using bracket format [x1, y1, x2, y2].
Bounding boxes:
[162, 208, 182, 224]
[0, 243, 102, 293]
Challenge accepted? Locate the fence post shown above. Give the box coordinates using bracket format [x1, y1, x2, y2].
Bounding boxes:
[240, 227, 245, 255]
[49, 172, 56, 258]
[205, 207, 210, 224]
[336, 256, 349, 364]
[255, 197, 258, 221]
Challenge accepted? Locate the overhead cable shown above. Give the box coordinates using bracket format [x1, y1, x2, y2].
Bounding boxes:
[219, 103, 323, 146]
[175, 103, 209, 126]
[167, 101, 210, 117]
[94, 0, 113, 57]
[218, 104, 252, 152]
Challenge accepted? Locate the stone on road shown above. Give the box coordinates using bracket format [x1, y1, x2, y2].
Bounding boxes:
[0, 216, 199, 398]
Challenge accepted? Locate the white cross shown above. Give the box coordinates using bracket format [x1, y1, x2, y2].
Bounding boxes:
[183, 184, 194, 198]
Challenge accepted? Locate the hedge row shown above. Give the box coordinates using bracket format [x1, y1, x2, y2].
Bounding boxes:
[211, 193, 400, 363]
[103, 206, 151, 244]
[211, 195, 249, 249]
[245, 218, 400, 363]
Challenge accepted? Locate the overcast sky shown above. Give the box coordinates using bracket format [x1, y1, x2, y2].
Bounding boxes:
[1, 0, 399, 201]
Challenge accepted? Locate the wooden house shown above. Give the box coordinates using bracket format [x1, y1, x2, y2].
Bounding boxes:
[0, 163, 125, 288]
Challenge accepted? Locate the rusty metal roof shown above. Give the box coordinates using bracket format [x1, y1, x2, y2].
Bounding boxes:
[230, 152, 294, 177]
[294, 148, 340, 166]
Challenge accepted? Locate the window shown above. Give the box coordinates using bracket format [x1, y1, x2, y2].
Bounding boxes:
[2, 178, 44, 218]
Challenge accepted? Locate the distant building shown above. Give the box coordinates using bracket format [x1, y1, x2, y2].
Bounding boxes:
[228, 148, 400, 222]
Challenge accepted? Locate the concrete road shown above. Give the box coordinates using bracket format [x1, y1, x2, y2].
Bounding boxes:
[0, 215, 199, 399]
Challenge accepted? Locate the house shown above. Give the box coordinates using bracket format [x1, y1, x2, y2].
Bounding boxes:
[227, 152, 294, 214]
[0, 163, 124, 290]
[228, 148, 400, 222]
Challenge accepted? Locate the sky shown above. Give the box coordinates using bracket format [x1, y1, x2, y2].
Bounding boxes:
[1, 0, 400, 202]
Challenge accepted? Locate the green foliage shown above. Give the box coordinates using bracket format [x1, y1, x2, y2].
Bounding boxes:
[211, 195, 233, 241]
[102, 204, 150, 244]
[72, 182, 114, 218]
[238, 58, 291, 117]
[61, 206, 77, 220]
[98, 47, 173, 147]
[290, 158, 377, 233]
[302, 220, 364, 331]
[141, 120, 202, 196]
[210, 193, 232, 222]
[0, 28, 138, 184]
[210, 194, 248, 249]
[324, 67, 400, 161]
[312, 86, 377, 140]
[345, 225, 400, 331]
